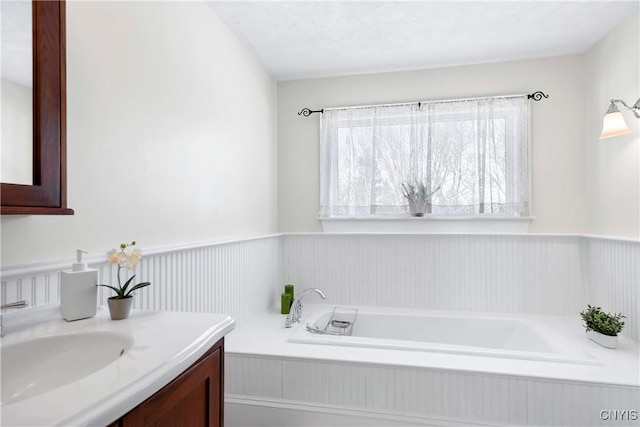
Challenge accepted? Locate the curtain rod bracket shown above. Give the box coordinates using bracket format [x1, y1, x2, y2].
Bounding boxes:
[298, 108, 324, 117]
[527, 91, 549, 101]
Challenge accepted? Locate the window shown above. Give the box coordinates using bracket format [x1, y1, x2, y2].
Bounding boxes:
[319, 96, 529, 218]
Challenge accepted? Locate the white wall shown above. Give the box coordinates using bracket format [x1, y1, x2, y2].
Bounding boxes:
[278, 55, 586, 233]
[0, 1, 278, 267]
[585, 11, 640, 240]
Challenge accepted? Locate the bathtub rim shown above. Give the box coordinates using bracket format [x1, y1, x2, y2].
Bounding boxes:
[289, 308, 601, 366]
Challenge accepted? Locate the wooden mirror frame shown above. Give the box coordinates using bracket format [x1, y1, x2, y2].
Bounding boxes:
[1, 0, 73, 215]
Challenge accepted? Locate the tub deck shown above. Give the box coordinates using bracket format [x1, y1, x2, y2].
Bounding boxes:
[227, 305, 639, 387]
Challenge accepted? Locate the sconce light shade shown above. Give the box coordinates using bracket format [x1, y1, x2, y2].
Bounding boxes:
[599, 102, 632, 139]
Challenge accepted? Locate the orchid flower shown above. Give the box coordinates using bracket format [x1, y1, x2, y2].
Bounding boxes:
[98, 241, 151, 299]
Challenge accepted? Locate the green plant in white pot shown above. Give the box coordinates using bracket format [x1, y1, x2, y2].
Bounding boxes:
[401, 182, 439, 217]
[580, 305, 625, 349]
[98, 241, 151, 320]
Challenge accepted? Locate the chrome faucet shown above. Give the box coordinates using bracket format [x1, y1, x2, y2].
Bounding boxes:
[285, 288, 326, 328]
[1, 300, 28, 336]
[1, 301, 28, 310]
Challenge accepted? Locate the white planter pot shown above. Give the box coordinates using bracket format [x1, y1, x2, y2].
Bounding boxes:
[587, 330, 618, 349]
[408, 200, 432, 217]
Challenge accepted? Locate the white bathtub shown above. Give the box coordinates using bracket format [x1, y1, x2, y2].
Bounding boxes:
[288, 308, 599, 365]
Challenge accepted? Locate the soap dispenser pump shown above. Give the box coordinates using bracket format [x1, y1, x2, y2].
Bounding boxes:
[60, 249, 98, 321]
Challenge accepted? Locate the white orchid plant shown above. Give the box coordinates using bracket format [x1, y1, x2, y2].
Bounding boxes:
[98, 241, 151, 299]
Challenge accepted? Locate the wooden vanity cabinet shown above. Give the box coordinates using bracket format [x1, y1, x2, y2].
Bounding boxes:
[108, 338, 224, 427]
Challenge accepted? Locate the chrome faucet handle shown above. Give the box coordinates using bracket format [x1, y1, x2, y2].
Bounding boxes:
[1, 300, 28, 337]
[285, 288, 326, 328]
[1, 301, 28, 310]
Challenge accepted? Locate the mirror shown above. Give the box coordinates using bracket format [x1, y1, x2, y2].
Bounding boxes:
[0, 0, 73, 215]
[1, 1, 33, 185]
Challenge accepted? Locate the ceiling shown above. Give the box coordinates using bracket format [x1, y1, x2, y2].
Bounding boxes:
[208, 1, 639, 81]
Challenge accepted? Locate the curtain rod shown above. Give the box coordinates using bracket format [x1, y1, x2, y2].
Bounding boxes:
[297, 91, 549, 117]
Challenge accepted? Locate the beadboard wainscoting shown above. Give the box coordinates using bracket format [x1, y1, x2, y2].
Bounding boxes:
[584, 237, 640, 343]
[0, 235, 281, 326]
[226, 355, 640, 427]
[281, 234, 586, 315]
[2, 233, 638, 426]
[2, 233, 638, 342]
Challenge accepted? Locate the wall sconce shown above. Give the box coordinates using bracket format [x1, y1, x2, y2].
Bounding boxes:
[599, 98, 640, 139]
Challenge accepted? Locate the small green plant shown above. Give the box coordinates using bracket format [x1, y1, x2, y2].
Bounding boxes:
[401, 182, 439, 204]
[580, 305, 625, 337]
[98, 241, 151, 299]
[401, 181, 440, 216]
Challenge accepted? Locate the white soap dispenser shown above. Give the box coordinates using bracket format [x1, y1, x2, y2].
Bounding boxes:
[60, 249, 98, 321]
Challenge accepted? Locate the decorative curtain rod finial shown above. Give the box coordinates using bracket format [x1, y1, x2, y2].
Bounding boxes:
[298, 108, 324, 117]
[527, 91, 549, 101]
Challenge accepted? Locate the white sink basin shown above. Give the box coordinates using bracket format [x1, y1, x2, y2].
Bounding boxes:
[0, 307, 234, 426]
[1, 331, 134, 405]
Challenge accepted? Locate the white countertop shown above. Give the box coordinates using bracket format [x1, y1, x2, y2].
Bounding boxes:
[0, 305, 235, 426]
[227, 304, 639, 388]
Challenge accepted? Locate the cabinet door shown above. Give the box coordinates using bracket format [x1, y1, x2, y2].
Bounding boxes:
[122, 347, 221, 427]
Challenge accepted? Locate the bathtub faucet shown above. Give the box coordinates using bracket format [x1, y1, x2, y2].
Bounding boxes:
[285, 288, 326, 328]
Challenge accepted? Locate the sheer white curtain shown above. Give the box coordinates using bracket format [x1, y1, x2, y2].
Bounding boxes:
[319, 96, 529, 217]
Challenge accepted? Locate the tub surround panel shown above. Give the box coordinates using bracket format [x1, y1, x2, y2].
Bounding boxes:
[282, 234, 584, 315]
[225, 398, 464, 427]
[226, 355, 283, 400]
[226, 354, 640, 427]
